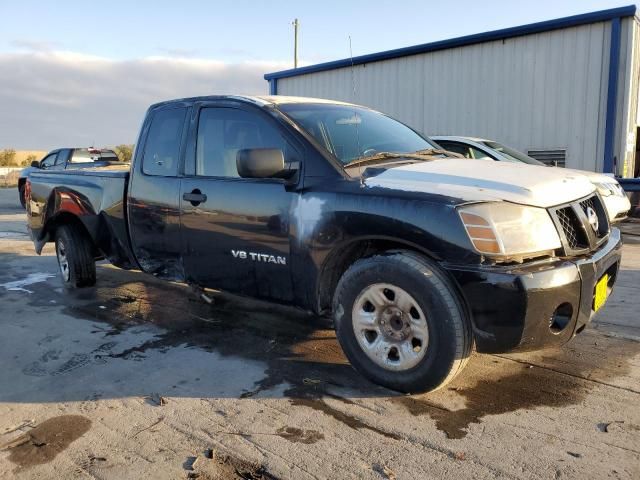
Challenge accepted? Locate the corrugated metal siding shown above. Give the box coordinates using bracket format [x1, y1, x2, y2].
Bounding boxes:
[277, 22, 613, 172]
[615, 17, 640, 176]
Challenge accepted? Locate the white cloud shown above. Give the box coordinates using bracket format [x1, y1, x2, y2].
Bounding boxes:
[0, 51, 287, 150]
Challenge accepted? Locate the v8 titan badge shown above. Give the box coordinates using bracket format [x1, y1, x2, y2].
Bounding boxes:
[231, 249, 287, 265]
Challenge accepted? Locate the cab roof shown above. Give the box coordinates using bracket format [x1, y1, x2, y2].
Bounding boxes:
[150, 95, 358, 110]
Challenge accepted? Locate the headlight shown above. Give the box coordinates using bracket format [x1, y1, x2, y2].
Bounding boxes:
[458, 202, 561, 261]
[594, 181, 625, 197]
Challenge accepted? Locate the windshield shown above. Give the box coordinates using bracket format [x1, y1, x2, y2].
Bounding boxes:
[481, 141, 545, 166]
[278, 103, 437, 164]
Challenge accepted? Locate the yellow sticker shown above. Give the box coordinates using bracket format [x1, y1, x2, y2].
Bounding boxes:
[594, 274, 609, 312]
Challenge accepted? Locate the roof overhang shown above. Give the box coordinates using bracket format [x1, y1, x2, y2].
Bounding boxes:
[264, 5, 637, 81]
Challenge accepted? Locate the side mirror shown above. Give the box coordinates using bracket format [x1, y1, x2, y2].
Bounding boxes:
[31, 161, 40, 168]
[237, 148, 293, 179]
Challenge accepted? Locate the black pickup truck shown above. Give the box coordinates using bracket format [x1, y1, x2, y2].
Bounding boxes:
[26, 96, 622, 393]
[18, 148, 126, 208]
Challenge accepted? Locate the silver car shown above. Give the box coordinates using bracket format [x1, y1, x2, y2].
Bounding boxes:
[432, 136, 631, 223]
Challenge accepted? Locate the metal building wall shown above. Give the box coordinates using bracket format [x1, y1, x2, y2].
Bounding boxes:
[615, 17, 640, 177]
[276, 21, 620, 173]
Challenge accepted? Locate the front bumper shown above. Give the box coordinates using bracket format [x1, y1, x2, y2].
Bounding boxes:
[447, 228, 622, 353]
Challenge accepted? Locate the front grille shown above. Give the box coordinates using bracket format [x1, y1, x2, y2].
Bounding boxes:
[579, 196, 608, 238]
[579, 196, 595, 214]
[556, 206, 588, 249]
[550, 193, 609, 255]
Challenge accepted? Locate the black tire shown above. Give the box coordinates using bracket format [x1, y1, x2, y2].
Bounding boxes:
[54, 224, 96, 288]
[333, 251, 472, 393]
[18, 184, 26, 209]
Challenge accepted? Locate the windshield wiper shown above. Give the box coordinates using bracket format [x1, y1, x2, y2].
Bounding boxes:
[412, 148, 464, 158]
[344, 150, 445, 168]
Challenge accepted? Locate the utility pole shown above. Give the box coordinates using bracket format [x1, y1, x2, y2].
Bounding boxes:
[292, 18, 299, 68]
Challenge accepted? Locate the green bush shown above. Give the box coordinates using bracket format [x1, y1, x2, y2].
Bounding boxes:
[0, 149, 17, 167]
[113, 144, 134, 163]
[24, 154, 38, 166]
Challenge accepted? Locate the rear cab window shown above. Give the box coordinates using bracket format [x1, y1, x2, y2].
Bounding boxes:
[69, 149, 94, 164]
[142, 107, 188, 176]
[68, 149, 119, 164]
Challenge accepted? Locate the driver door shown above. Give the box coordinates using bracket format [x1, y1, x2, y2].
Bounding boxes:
[179, 103, 297, 301]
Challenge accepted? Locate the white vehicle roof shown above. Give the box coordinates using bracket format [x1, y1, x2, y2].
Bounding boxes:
[228, 95, 358, 107]
[431, 135, 491, 144]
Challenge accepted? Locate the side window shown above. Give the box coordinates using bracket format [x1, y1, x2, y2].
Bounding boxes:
[195, 107, 286, 177]
[439, 142, 472, 158]
[55, 150, 69, 166]
[40, 153, 58, 168]
[469, 147, 492, 160]
[142, 107, 187, 176]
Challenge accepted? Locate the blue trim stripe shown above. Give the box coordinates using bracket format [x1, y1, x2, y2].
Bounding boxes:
[264, 5, 636, 81]
[603, 17, 622, 174]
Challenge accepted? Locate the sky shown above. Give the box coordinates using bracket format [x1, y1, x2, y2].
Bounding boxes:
[0, 0, 634, 150]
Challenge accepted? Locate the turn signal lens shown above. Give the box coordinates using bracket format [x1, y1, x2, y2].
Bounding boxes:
[459, 213, 500, 254]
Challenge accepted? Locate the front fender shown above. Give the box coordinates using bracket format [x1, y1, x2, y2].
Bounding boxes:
[290, 190, 478, 310]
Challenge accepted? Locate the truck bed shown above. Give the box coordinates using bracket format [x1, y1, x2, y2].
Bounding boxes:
[27, 166, 135, 269]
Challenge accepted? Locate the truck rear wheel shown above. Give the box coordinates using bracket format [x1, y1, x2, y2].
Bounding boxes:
[55, 225, 96, 288]
[18, 184, 26, 209]
[333, 251, 472, 393]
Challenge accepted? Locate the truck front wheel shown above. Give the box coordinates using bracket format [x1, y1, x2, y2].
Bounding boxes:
[333, 252, 472, 393]
[55, 225, 96, 288]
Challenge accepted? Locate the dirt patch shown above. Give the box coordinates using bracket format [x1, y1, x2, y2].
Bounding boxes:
[275, 426, 324, 444]
[189, 449, 280, 479]
[2, 415, 91, 469]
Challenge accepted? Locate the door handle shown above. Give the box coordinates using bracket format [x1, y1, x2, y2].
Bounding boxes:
[183, 189, 207, 206]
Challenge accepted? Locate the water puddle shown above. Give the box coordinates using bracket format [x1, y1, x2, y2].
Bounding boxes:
[1, 272, 55, 293]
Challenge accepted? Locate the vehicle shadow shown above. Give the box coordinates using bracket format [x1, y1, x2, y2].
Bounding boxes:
[0, 260, 389, 399]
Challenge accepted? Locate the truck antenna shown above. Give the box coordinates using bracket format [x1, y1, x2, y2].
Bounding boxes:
[348, 36, 364, 187]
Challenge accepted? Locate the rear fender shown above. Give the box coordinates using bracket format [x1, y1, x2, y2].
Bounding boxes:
[34, 188, 97, 254]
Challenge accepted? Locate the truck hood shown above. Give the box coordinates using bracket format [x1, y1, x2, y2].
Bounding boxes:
[364, 159, 595, 208]
[19, 166, 38, 178]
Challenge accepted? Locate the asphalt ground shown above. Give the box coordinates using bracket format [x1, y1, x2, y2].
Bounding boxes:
[0, 187, 639, 479]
